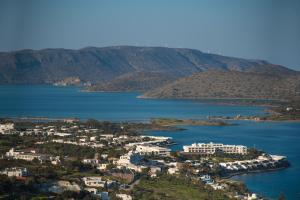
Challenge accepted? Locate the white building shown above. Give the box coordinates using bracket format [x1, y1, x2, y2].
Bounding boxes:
[135, 145, 171, 156]
[117, 151, 142, 166]
[149, 166, 161, 177]
[57, 180, 81, 192]
[116, 194, 132, 200]
[82, 177, 106, 188]
[84, 187, 101, 196]
[0, 123, 14, 134]
[1, 167, 27, 177]
[82, 159, 99, 165]
[117, 151, 147, 172]
[54, 132, 72, 137]
[101, 134, 114, 139]
[167, 167, 179, 175]
[219, 154, 286, 172]
[97, 163, 108, 171]
[6, 148, 48, 162]
[183, 142, 247, 155]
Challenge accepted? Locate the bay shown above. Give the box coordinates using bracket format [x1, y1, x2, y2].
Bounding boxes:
[0, 85, 299, 200]
[0, 85, 264, 121]
[147, 122, 300, 200]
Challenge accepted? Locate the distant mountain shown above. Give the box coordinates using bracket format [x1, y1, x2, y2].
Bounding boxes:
[142, 70, 300, 101]
[0, 46, 296, 84]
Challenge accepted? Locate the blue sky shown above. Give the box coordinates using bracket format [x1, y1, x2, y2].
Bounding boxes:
[0, 0, 299, 70]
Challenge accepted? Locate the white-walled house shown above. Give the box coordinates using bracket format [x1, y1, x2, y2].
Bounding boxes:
[6, 148, 48, 162]
[82, 177, 106, 188]
[0, 123, 14, 134]
[57, 180, 81, 192]
[116, 151, 147, 172]
[97, 163, 108, 171]
[116, 194, 132, 200]
[82, 159, 99, 165]
[1, 167, 27, 177]
[135, 145, 171, 156]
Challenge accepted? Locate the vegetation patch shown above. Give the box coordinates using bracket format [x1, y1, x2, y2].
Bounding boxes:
[132, 174, 231, 200]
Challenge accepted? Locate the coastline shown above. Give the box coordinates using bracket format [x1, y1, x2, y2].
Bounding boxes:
[1, 113, 296, 199]
[41, 85, 300, 122]
[222, 166, 289, 179]
[137, 95, 285, 104]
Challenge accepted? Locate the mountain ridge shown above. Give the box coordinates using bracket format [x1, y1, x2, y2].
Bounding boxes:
[0, 46, 297, 84]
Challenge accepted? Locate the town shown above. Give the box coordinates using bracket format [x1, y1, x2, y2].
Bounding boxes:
[0, 119, 289, 200]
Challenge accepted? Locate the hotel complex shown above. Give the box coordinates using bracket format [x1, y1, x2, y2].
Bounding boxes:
[135, 144, 171, 156]
[183, 142, 247, 155]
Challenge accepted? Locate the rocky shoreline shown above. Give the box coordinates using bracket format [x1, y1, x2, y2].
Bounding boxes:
[222, 165, 290, 179]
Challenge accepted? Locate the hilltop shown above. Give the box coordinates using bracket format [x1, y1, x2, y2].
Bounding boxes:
[142, 70, 300, 101]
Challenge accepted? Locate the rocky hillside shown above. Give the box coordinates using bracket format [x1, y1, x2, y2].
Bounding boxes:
[142, 71, 300, 100]
[0, 46, 296, 84]
[86, 71, 175, 92]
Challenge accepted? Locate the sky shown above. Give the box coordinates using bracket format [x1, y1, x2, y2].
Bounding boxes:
[0, 0, 299, 70]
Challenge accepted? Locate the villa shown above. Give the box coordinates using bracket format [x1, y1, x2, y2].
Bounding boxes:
[6, 148, 49, 162]
[82, 177, 106, 188]
[1, 167, 28, 177]
[135, 144, 171, 156]
[116, 151, 147, 172]
[116, 194, 132, 200]
[0, 123, 14, 134]
[57, 180, 81, 192]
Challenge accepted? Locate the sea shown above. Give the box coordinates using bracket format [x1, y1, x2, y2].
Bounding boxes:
[0, 85, 299, 200]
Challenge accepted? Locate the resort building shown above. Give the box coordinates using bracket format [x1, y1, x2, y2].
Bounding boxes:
[53, 132, 72, 137]
[84, 187, 100, 196]
[168, 167, 179, 175]
[117, 151, 142, 166]
[0, 123, 14, 134]
[183, 142, 247, 155]
[1, 167, 28, 177]
[97, 163, 108, 171]
[82, 177, 106, 188]
[116, 151, 147, 172]
[135, 144, 171, 156]
[116, 194, 133, 200]
[57, 180, 81, 192]
[5, 148, 49, 162]
[82, 159, 99, 165]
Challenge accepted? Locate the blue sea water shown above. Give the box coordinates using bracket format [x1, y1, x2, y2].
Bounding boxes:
[0, 85, 264, 121]
[0, 85, 299, 199]
[147, 122, 300, 200]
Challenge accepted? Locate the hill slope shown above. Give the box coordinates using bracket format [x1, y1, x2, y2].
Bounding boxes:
[86, 71, 176, 92]
[0, 46, 296, 84]
[142, 71, 300, 100]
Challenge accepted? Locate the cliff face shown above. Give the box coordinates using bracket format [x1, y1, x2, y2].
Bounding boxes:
[0, 46, 296, 84]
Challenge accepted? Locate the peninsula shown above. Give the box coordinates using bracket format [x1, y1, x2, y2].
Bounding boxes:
[0, 118, 289, 200]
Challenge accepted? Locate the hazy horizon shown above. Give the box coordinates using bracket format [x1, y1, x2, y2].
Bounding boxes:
[1, 0, 299, 70]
